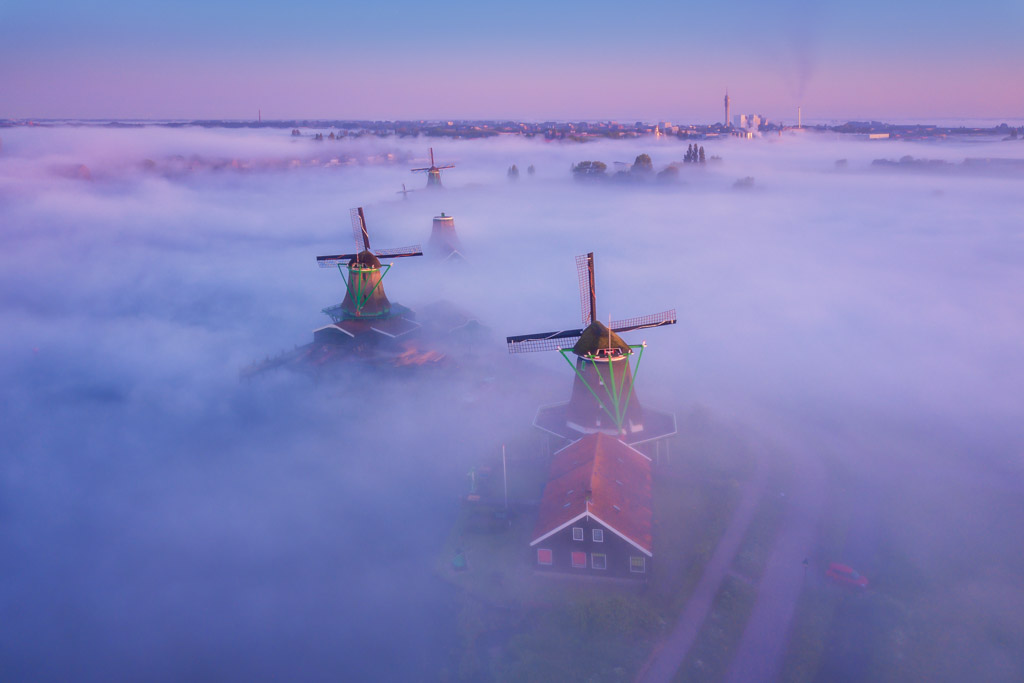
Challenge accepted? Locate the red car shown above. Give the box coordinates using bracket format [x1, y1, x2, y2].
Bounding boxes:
[826, 562, 868, 589]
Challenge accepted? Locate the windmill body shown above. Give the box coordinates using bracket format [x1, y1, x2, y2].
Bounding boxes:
[564, 321, 646, 435]
[338, 250, 391, 318]
[313, 207, 423, 346]
[243, 207, 489, 377]
[411, 147, 454, 189]
[427, 212, 463, 260]
[507, 253, 677, 447]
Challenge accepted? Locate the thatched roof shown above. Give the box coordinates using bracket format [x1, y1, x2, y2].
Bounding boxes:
[572, 321, 630, 357]
[349, 250, 381, 268]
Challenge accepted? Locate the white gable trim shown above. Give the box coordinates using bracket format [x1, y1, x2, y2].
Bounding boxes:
[370, 318, 421, 338]
[589, 512, 653, 557]
[529, 509, 652, 557]
[529, 510, 587, 547]
[313, 324, 354, 338]
[550, 434, 652, 463]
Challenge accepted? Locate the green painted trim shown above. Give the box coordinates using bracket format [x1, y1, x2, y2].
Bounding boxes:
[616, 344, 644, 426]
[360, 264, 390, 309]
[560, 349, 620, 429]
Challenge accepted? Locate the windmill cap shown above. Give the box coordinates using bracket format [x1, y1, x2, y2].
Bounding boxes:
[434, 213, 453, 220]
[350, 250, 381, 268]
[572, 320, 631, 357]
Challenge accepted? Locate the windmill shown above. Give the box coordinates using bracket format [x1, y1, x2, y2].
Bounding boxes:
[507, 253, 677, 445]
[427, 212, 463, 261]
[411, 147, 454, 188]
[397, 183, 414, 199]
[316, 207, 422, 321]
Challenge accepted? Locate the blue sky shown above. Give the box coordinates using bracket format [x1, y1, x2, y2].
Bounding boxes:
[2, 0, 1022, 120]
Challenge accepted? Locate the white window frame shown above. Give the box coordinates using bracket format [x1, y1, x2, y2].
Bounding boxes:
[537, 548, 553, 566]
[630, 556, 646, 573]
[591, 553, 607, 570]
[571, 551, 587, 568]
[572, 527, 584, 541]
[592, 528, 604, 543]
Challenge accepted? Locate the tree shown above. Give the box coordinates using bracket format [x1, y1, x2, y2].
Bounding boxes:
[571, 160, 608, 179]
[527, 164, 536, 175]
[657, 165, 680, 182]
[632, 153, 653, 173]
[508, 164, 519, 180]
[699, 146, 706, 163]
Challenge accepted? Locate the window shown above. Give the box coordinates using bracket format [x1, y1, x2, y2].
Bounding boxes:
[572, 527, 584, 541]
[592, 528, 604, 543]
[591, 553, 607, 570]
[630, 556, 646, 573]
[571, 551, 587, 568]
[537, 548, 553, 565]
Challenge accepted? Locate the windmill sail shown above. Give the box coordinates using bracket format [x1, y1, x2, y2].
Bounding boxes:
[506, 252, 675, 354]
[373, 245, 423, 258]
[610, 310, 677, 333]
[506, 328, 585, 354]
[576, 252, 596, 326]
[351, 208, 371, 250]
[317, 253, 360, 267]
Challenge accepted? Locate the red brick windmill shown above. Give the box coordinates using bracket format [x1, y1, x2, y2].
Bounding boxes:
[507, 253, 677, 447]
[411, 147, 454, 188]
[316, 207, 422, 321]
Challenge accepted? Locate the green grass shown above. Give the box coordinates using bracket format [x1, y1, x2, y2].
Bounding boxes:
[730, 461, 796, 582]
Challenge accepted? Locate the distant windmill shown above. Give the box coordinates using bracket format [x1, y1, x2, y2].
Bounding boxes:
[411, 147, 454, 188]
[507, 253, 677, 444]
[317, 207, 422, 320]
[427, 212, 463, 261]
[397, 183, 415, 199]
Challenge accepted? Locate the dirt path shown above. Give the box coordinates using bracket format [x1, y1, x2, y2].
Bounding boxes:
[635, 458, 767, 683]
[723, 444, 826, 683]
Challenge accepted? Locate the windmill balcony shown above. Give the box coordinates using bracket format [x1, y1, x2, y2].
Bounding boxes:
[584, 347, 630, 362]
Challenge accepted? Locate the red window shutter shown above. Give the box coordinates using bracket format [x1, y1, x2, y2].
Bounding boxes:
[571, 551, 586, 568]
[537, 548, 553, 565]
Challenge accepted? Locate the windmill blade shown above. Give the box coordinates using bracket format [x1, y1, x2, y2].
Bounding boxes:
[576, 252, 596, 326]
[350, 207, 371, 251]
[436, 164, 455, 170]
[610, 309, 677, 334]
[317, 253, 359, 267]
[410, 167, 431, 172]
[506, 328, 584, 354]
[373, 245, 423, 258]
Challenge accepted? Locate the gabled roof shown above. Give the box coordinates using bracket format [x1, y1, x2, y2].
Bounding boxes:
[530, 433, 652, 555]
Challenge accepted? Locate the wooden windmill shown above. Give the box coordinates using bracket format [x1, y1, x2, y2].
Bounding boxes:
[507, 253, 677, 445]
[317, 207, 422, 321]
[411, 147, 454, 188]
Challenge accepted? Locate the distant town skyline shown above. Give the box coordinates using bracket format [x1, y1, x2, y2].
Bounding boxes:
[2, 0, 1022, 121]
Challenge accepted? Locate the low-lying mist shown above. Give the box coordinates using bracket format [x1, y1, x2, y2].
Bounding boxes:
[2, 125, 1023, 680]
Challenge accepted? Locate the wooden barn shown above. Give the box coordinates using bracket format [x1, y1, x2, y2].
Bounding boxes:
[530, 433, 652, 579]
